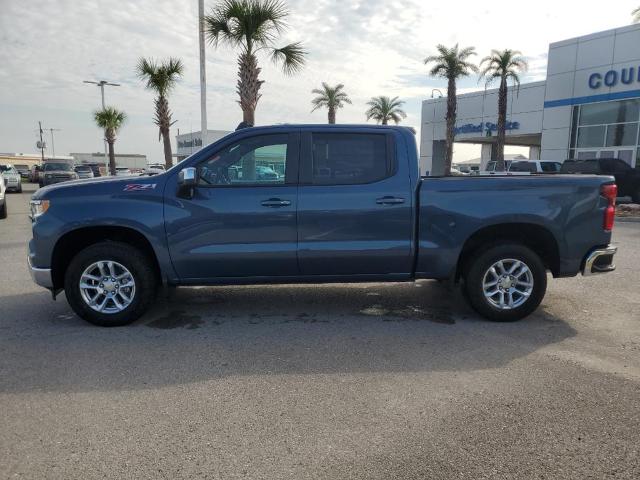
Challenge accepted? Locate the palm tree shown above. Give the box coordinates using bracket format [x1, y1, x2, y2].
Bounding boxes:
[365, 96, 407, 125]
[311, 83, 351, 124]
[424, 44, 477, 176]
[137, 57, 184, 169]
[93, 107, 126, 176]
[479, 49, 528, 171]
[633, 6, 640, 22]
[205, 0, 306, 126]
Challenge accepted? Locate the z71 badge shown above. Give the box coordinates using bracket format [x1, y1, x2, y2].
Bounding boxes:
[123, 184, 157, 192]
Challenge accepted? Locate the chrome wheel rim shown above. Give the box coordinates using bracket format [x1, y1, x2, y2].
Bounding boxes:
[482, 259, 534, 310]
[79, 261, 136, 314]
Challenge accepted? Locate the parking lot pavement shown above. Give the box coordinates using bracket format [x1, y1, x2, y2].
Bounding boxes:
[1, 184, 639, 479]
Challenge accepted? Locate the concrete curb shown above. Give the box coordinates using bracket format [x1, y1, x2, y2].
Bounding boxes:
[616, 216, 640, 223]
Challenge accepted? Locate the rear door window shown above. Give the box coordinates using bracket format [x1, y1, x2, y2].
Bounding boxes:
[307, 133, 391, 185]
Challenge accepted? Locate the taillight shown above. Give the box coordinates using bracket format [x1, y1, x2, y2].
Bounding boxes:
[601, 184, 617, 232]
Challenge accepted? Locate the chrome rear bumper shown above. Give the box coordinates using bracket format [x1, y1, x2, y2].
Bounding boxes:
[28, 256, 53, 289]
[582, 246, 617, 276]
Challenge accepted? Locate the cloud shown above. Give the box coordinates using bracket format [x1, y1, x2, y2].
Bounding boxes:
[0, 0, 638, 160]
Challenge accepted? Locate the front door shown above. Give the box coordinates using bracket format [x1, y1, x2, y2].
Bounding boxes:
[165, 132, 300, 280]
[296, 130, 414, 277]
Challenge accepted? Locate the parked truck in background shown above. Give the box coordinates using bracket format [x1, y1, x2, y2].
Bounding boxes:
[28, 125, 618, 327]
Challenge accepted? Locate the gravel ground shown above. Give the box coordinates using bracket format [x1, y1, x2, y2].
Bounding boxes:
[1, 184, 639, 479]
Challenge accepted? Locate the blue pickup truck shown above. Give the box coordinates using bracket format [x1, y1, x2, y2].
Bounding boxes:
[28, 125, 618, 326]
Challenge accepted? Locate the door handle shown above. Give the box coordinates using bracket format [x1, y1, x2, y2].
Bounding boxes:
[376, 196, 405, 205]
[261, 198, 292, 208]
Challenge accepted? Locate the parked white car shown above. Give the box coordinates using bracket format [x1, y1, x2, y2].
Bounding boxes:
[115, 167, 132, 176]
[145, 164, 166, 176]
[481, 160, 563, 175]
[0, 164, 22, 192]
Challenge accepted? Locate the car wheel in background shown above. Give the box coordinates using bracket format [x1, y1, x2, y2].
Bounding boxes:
[463, 243, 547, 322]
[64, 242, 158, 327]
[0, 202, 7, 219]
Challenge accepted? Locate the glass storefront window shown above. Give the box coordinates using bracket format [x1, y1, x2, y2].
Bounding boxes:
[605, 123, 639, 147]
[579, 99, 640, 126]
[577, 125, 605, 148]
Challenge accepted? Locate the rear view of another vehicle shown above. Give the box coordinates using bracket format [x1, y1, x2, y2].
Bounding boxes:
[115, 167, 132, 176]
[74, 165, 95, 179]
[0, 165, 22, 192]
[40, 162, 78, 187]
[14, 164, 30, 179]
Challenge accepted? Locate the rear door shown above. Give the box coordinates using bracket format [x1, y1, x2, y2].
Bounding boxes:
[296, 129, 414, 277]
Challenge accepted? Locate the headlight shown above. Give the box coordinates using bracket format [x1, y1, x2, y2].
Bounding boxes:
[45, 174, 52, 178]
[30, 199, 50, 219]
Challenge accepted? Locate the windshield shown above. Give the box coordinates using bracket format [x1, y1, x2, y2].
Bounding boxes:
[0, 165, 17, 174]
[75, 166, 91, 171]
[44, 163, 73, 171]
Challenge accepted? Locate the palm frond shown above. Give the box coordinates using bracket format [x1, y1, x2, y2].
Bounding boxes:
[634, 6, 640, 23]
[270, 42, 306, 75]
[93, 107, 127, 132]
[425, 43, 478, 80]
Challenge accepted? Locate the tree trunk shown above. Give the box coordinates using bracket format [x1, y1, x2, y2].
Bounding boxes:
[382, 118, 388, 125]
[328, 106, 336, 124]
[155, 95, 174, 169]
[162, 127, 173, 170]
[495, 77, 508, 171]
[107, 139, 116, 176]
[444, 77, 457, 176]
[237, 52, 263, 126]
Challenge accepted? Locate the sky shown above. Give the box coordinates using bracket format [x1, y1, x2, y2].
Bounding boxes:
[0, 0, 638, 162]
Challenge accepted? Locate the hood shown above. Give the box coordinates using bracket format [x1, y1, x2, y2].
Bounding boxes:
[32, 173, 167, 199]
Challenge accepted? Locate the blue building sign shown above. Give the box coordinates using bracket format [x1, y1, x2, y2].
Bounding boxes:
[454, 121, 520, 136]
[589, 67, 640, 89]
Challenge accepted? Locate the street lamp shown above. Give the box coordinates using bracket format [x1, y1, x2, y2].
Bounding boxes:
[431, 89, 444, 99]
[84, 80, 120, 165]
[198, 0, 208, 149]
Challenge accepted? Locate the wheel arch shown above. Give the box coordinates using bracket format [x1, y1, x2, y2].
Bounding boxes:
[51, 226, 162, 290]
[455, 222, 561, 282]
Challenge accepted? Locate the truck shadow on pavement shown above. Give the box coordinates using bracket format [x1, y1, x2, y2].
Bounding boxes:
[0, 281, 576, 394]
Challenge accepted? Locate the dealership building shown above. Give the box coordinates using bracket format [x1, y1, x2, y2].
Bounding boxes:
[421, 24, 640, 175]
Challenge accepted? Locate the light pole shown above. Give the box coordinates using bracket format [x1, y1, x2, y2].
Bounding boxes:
[84, 80, 120, 166]
[431, 89, 444, 98]
[198, 0, 208, 149]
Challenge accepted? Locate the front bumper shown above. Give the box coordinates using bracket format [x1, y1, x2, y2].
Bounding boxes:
[28, 255, 53, 289]
[582, 246, 617, 276]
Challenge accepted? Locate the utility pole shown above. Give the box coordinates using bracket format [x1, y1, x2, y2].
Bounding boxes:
[37, 122, 45, 163]
[44, 128, 61, 158]
[198, 0, 208, 149]
[84, 80, 120, 167]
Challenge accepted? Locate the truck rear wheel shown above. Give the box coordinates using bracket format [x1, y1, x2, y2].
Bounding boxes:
[64, 242, 157, 327]
[463, 243, 547, 322]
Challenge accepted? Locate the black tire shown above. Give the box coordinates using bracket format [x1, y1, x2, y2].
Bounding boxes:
[17, 185, 22, 193]
[0, 202, 6, 219]
[632, 188, 640, 204]
[463, 243, 547, 322]
[64, 242, 158, 327]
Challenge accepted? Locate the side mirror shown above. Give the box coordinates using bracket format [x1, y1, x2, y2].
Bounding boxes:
[177, 167, 197, 199]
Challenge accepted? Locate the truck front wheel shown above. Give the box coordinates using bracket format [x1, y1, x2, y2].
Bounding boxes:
[64, 242, 158, 327]
[463, 243, 547, 322]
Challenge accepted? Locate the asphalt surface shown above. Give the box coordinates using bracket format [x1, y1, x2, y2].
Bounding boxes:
[1, 184, 639, 479]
